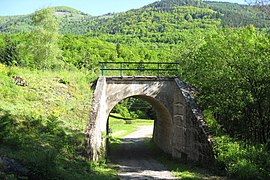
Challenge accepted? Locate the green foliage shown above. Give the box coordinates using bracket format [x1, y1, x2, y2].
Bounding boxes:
[0, 35, 19, 66]
[112, 97, 155, 120]
[207, 1, 270, 27]
[213, 135, 270, 179]
[91, 4, 220, 37]
[1, 0, 270, 35]
[0, 65, 116, 179]
[203, 110, 223, 136]
[0, 15, 33, 33]
[113, 104, 131, 119]
[180, 26, 270, 144]
[205, 110, 270, 179]
[30, 8, 63, 69]
[178, 25, 270, 179]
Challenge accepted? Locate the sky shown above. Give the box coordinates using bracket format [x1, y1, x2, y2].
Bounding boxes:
[0, 0, 247, 16]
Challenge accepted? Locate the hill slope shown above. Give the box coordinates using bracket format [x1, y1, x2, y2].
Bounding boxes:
[1, 0, 270, 34]
[0, 6, 93, 34]
[0, 65, 119, 179]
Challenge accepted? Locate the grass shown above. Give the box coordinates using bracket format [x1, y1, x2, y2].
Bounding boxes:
[0, 65, 96, 130]
[0, 64, 118, 179]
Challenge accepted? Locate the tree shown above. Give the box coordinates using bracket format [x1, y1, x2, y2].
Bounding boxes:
[245, 0, 270, 15]
[245, 0, 270, 5]
[180, 26, 270, 144]
[30, 8, 62, 69]
[116, 43, 122, 58]
[0, 35, 19, 65]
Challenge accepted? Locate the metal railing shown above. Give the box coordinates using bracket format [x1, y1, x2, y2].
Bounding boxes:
[99, 61, 179, 76]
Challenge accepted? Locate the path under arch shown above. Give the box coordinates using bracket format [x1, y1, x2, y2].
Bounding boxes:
[109, 126, 178, 180]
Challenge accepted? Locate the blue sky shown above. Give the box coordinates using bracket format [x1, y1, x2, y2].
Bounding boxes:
[0, 0, 247, 16]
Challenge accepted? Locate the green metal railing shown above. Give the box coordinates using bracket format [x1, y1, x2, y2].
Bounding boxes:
[99, 61, 179, 76]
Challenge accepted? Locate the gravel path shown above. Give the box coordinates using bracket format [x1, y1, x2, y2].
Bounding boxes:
[109, 126, 178, 180]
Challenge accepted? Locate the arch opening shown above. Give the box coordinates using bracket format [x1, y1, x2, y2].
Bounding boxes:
[106, 95, 174, 159]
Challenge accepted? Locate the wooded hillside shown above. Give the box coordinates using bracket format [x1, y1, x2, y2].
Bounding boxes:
[1, 0, 270, 34]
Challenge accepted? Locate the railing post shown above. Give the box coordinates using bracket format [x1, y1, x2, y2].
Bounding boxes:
[157, 63, 160, 77]
[120, 62, 123, 76]
[139, 61, 142, 76]
[101, 63, 105, 76]
[176, 63, 179, 76]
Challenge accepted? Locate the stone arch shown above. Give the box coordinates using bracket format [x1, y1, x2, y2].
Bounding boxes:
[85, 77, 214, 163]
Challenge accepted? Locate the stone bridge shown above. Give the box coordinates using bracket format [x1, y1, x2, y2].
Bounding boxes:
[85, 76, 213, 163]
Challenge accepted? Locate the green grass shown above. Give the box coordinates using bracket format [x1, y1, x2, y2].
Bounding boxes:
[0, 64, 117, 179]
[109, 113, 154, 138]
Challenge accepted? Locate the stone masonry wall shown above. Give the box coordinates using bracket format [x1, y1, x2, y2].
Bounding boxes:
[85, 77, 214, 163]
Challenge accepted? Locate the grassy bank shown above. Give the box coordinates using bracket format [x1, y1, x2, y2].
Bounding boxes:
[0, 64, 117, 179]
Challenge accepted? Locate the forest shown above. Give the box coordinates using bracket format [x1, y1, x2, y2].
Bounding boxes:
[0, 0, 270, 179]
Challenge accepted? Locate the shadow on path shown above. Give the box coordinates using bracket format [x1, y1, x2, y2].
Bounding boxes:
[109, 126, 178, 180]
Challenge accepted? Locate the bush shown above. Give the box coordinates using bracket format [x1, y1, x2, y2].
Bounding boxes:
[205, 111, 270, 179]
[228, 159, 259, 180]
[214, 136, 270, 179]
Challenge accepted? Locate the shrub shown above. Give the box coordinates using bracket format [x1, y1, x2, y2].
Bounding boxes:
[227, 159, 259, 180]
[213, 136, 270, 179]
[206, 111, 270, 179]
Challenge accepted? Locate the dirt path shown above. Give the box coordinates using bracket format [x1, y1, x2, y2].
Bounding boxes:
[109, 126, 178, 180]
